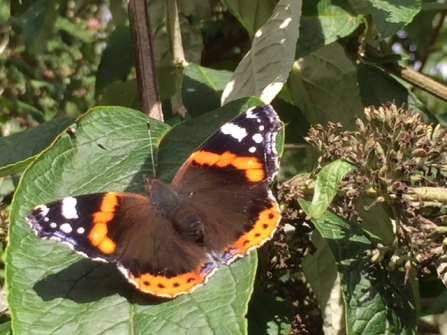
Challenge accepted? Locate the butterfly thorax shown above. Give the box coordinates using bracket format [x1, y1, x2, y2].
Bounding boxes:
[145, 175, 206, 245]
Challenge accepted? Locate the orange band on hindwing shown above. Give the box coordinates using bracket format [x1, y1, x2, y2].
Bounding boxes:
[125, 262, 217, 298]
[88, 192, 119, 254]
[224, 200, 281, 263]
[190, 150, 265, 182]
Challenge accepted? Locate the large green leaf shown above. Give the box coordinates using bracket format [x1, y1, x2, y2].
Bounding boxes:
[367, 0, 421, 39]
[221, 0, 302, 105]
[288, 43, 364, 129]
[297, 0, 362, 59]
[0, 117, 75, 177]
[299, 200, 417, 334]
[182, 63, 232, 117]
[221, 0, 274, 38]
[8, 106, 265, 334]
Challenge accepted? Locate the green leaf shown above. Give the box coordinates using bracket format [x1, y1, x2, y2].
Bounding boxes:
[247, 291, 294, 335]
[96, 80, 140, 110]
[288, 43, 364, 129]
[357, 63, 438, 124]
[356, 198, 394, 245]
[0, 117, 75, 177]
[421, 290, 447, 316]
[302, 231, 345, 334]
[180, 15, 203, 64]
[97, 67, 180, 109]
[178, 0, 211, 20]
[95, 24, 133, 96]
[149, 0, 205, 67]
[157, 97, 264, 182]
[0, 175, 16, 203]
[221, 0, 274, 38]
[21, 0, 58, 52]
[8, 106, 261, 334]
[182, 63, 232, 117]
[0, 321, 11, 335]
[309, 160, 356, 219]
[222, 0, 302, 105]
[55, 17, 94, 43]
[11, 0, 35, 16]
[299, 200, 417, 335]
[367, 0, 421, 39]
[149, 0, 173, 67]
[297, 0, 362, 58]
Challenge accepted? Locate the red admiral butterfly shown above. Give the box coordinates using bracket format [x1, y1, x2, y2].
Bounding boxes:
[26, 105, 282, 298]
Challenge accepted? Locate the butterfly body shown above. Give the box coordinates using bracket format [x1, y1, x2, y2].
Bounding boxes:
[26, 105, 282, 298]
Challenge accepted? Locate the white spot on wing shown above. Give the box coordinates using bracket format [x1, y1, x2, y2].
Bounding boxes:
[245, 109, 257, 118]
[60, 223, 73, 234]
[220, 123, 248, 142]
[252, 133, 263, 143]
[77, 227, 85, 234]
[50, 222, 57, 229]
[249, 146, 256, 153]
[36, 205, 49, 217]
[259, 125, 265, 131]
[62, 197, 79, 219]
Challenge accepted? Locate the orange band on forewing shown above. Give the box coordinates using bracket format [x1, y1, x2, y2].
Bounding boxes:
[215, 151, 237, 167]
[190, 151, 220, 166]
[232, 157, 262, 170]
[97, 237, 116, 254]
[89, 223, 107, 246]
[100, 192, 120, 212]
[87, 192, 119, 254]
[129, 263, 216, 298]
[190, 150, 265, 182]
[93, 212, 114, 224]
[227, 200, 280, 260]
[245, 169, 265, 183]
[232, 157, 264, 182]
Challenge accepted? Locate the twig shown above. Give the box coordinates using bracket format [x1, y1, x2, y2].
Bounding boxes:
[288, 175, 447, 205]
[363, 45, 447, 103]
[128, 0, 163, 121]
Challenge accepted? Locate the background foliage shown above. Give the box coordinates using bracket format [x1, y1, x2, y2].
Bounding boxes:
[2, 0, 447, 334]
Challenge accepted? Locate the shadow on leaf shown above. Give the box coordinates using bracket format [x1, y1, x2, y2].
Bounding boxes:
[33, 259, 170, 305]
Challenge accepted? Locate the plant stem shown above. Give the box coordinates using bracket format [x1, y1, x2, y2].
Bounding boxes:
[128, 0, 163, 120]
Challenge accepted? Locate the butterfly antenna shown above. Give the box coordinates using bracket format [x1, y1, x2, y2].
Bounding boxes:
[147, 122, 156, 177]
